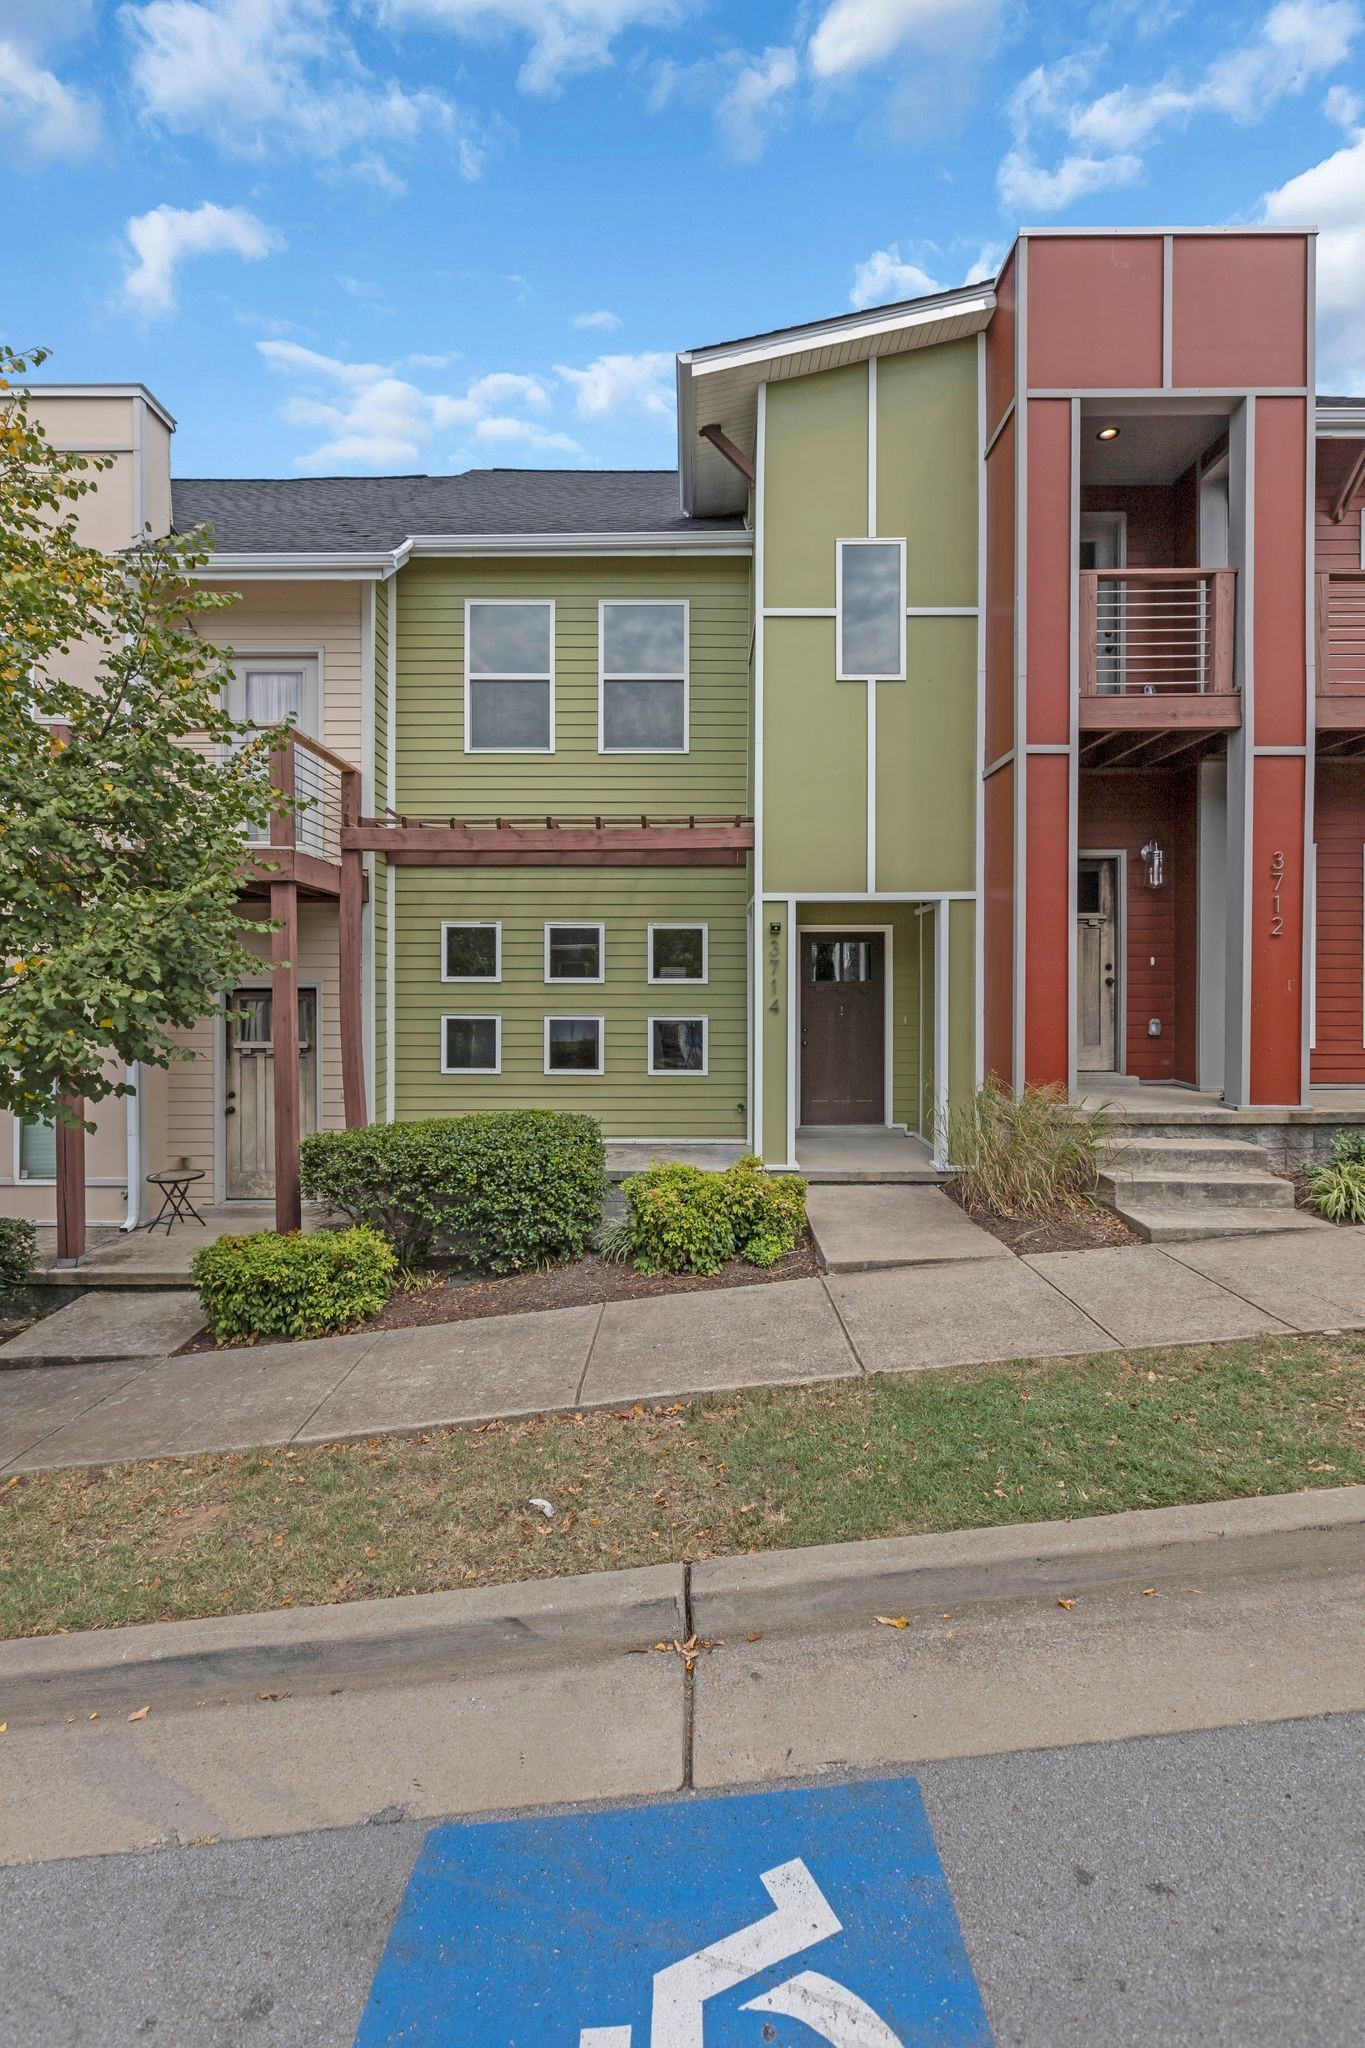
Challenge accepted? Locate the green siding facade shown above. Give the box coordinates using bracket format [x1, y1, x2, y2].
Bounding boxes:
[392, 866, 748, 1139]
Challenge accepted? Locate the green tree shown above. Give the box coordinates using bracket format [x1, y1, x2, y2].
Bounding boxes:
[0, 346, 284, 1130]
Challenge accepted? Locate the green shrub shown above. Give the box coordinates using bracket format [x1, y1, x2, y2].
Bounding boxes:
[622, 1154, 808, 1275]
[947, 1078, 1112, 1219]
[190, 1226, 397, 1343]
[1302, 1133, 1365, 1225]
[625, 1163, 736, 1275]
[722, 1154, 808, 1267]
[0, 1217, 37, 1296]
[299, 1111, 605, 1273]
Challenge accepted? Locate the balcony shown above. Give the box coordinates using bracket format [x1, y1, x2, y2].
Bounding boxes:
[1316, 571, 1365, 737]
[1079, 567, 1239, 767]
[240, 732, 361, 899]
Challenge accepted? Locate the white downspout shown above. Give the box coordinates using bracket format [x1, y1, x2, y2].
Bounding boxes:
[120, 1063, 142, 1230]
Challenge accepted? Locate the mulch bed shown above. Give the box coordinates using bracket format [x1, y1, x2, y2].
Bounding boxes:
[945, 1181, 1141, 1255]
[180, 1231, 820, 1350]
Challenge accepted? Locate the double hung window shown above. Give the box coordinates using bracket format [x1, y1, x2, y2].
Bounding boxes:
[466, 601, 554, 751]
[600, 601, 688, 752]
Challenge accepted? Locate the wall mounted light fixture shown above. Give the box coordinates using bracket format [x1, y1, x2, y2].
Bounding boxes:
[1140, 839, 1165, 888]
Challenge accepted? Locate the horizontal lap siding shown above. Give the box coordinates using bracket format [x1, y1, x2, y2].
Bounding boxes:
[202, 581, 365, 767]
[394, 559, 749, 816]
[394, 866, 749, 1139]
[1312, 764, 1365, 1082]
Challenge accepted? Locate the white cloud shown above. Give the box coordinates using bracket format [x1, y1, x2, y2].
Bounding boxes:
[1260, 125, 1365, 388]
[713, 44, 798, 162]
[0, 40, 100, 159]
[123, 0, 476, 179]
[849, 244, 940, 309]
[554, 350, 674, 417]
[1002, 2, 1362, 214]
[121, 201, 282, 316]
[259, 340, 588, 467]
[809, 0, 1001, 80]
[474, 414, 583, 451]
[570, 308, 621, 329]
[369, 0, 688, 94]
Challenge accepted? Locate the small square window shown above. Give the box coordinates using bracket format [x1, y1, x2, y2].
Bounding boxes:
[442, 922, 500, 981]
[545, 1016, 604, 1074]
[442, 1015, 500, 1074]
[545, 923, 604, 982]
[649, 1017, 707, 1074]
[649, 924, 707, 983]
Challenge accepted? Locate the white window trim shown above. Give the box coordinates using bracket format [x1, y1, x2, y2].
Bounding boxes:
[544, 920, 606, 984]
[543, 1015, 606, 1076]
[647, 921, 709, 986]
[14, 1112, 56, 1184]
[647, 1015, 709, 1076]
[224, 646, 324, 739]
[597, 597, 690, 754]
[440, 1014, 502, 1075]
[464, 596, 555, 754]
[835, 537, 907, 683]
[440, 920, 502, 983]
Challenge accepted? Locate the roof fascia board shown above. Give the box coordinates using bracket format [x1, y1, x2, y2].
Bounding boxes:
[194, 551, 400, 580]
[16, 382, 178, 431]
[1317, 406, 1365, 438]
[1018, 225, 1316, 238]
[404, 530, 752, 557]
[682, 286, 995, 379]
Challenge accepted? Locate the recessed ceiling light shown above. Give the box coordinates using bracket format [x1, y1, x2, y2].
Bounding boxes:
[1096, 425, 1120, 441]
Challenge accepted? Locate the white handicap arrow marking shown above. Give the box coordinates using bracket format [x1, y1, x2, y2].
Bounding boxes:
[578, 1857, 903, 2048]
[742, 1969, 904, 2046]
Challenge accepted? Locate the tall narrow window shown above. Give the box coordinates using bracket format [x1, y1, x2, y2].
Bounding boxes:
[466, 601, 553, 751]
[18, 1113, 56, 1180]
[837, 540, 905, 680]
[600, 600, 688, 752]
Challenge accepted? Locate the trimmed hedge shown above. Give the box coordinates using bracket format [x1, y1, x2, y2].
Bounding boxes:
[190, 1226, 397, 1343]
[623, 1155, 807, 1275]
[0, 1217, 37, 1296]
[299, 1111, 605, 1272]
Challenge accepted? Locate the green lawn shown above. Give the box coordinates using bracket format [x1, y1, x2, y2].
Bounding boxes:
[2, 1333, 1362, 1639]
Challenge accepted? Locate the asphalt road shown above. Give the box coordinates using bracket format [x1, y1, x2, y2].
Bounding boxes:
[4, 1711, 1361, 2048]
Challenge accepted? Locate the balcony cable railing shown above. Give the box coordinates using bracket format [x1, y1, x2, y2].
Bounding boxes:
[1080, 567, 1236, 696]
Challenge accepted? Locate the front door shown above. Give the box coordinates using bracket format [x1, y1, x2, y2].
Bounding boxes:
[1076, 861, 1120, 1072]
[799, 934, 885, 1125]
[225, 987, 319, 1199]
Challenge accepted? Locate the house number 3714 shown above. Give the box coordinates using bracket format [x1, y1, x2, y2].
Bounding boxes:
[1269, 850, 1287, 937]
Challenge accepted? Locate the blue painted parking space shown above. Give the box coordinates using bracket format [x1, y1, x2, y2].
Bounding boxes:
[353, 1777, 992, 2046]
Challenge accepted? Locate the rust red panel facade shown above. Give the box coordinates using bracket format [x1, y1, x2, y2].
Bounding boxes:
[1250, 758, 1308, 1104]
[986, 247, 1016, 436]
[1023, 752, 1070, 1084]
[1078, 772, 1198, 1083]
[983, 765, 1015, 1085]
[1254, 398, 1309, 748]
[1026, 236, 1164, 390]
[1025, 399, 1072, 746]
[1170, 236, 1308, 390]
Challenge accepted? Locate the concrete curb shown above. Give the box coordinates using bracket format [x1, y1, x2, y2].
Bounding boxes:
[689, 1486, 1365, 1638]
[0, 1489, 1359, 1724]
[0, 1564, 686, 1722]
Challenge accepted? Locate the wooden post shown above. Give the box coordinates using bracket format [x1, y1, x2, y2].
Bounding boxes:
[55, 1095, 86, 1266]
[271, 879, 301, 1233]
[339, 768, 367, 1128]
[1079, 571, 1098, 696]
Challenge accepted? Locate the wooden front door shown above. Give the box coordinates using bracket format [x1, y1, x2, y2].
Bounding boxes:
[225, 988, 318, 1199]
[1076, 861, 1120, 1071]
[799, 933, 885, 1125]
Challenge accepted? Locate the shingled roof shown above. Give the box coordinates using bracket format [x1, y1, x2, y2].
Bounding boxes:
[170, 468, 745, 554]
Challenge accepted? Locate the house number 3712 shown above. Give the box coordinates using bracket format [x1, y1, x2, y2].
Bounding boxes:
[1269, 850, 1287, 937]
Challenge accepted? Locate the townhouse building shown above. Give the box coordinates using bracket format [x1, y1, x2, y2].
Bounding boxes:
[9, 226, 1365, 1257]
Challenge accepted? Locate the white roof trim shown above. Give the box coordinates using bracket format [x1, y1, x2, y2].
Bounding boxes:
[16, 382, 177, 431]
[195, 529, 752, 577]
[1317, 404, 1365, 437]
[679, 283, 995, 380]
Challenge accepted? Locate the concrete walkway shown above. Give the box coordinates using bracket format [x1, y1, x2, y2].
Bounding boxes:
[2, 1225, 1363, 1475]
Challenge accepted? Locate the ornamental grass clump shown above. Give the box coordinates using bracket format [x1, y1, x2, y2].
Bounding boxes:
[947, 1079, 1112, 1220]
[623, 1155, 808, 1275]
[190, 1226, 397, 1343]
[1301, 1131, 1365, 1225]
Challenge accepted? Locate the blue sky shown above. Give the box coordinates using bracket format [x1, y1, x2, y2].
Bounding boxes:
[5, 0, 1365, 479]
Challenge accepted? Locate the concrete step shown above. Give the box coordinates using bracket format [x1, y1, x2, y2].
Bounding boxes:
[1098, 1170, 1296, 1213]
[1113, 1205, 1328, 1244]
[1100, 1135, 1273, 1175]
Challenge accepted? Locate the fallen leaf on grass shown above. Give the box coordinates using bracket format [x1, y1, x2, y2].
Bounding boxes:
[127, 1706, 150, 1722]
[875, 1615, 909, 1629]
[0, 1723, 7, 1734]
[1142, 1587, 1158, 1597]
[1057, 1598, 1076, 1610]
[746, 1632, 763, 1643]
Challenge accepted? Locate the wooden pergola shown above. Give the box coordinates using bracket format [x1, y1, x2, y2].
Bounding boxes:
[53, 770, 754, 1261]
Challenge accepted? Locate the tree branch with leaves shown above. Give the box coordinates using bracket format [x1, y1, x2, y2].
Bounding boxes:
[0, 345, 288, 1129]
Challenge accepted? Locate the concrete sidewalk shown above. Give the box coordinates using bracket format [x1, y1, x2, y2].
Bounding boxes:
[2, 1225, 1363, 1475]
